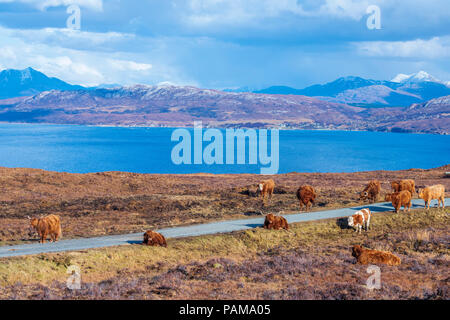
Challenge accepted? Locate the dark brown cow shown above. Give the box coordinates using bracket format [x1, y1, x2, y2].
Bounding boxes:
[296, 185, 316, 211]
[29, 214, 62, 244]
[359, 180, 381, 203]
[263, 213, 289, 230]
[385, 190, 412, 213]
[352, 245, 401, 266]
[143, 230, 167, 247]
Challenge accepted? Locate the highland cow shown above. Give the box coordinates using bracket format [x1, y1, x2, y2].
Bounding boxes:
[143, 230, 167, 247]
[391, 179, 416, 196]
[263, 213, 289, 230]
[347, 208, 372, 234]
[385, 190, 412, 213]
[359, 180, 381, 203]
[29, 214, 62, 244]
[418, 184, 445, 209]
[352, 245, 401, 266]
[257, 179, 275, 204]
[296, 185, 316, 211]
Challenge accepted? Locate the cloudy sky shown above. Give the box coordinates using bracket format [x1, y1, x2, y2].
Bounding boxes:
[0, 0, 449, 88]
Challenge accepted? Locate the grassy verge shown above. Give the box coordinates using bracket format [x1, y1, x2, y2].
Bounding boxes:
[0, 206, 448, 299]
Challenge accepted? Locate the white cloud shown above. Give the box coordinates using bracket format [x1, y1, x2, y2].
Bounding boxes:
[355, 37, 450, 59]
[184, 0, 372, 26]
[0, 0, 103, 11]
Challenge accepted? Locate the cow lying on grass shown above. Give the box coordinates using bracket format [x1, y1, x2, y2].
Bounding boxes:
[296, 185, 316, 211]
[352, 245, 401, 266]
[28, 214, 62, 244]
[385, 190, 412, 213]
[143, 230, 167, 247]
[257, 179, 275, 205]
[418, 184, 445, 209]
[263, 213, 289, 230]
[359, 180, 381, 203]
[347, 208, 372, 234]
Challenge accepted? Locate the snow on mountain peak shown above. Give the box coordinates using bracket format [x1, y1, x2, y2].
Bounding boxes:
[391, 71, 441, 84]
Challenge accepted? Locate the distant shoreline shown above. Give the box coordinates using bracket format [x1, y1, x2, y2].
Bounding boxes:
[0, 121, 447, 136]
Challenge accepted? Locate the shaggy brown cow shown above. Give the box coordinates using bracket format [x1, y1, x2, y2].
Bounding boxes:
[418, 184, 445, 209]
[296, 185, 316, 211]
[347, 208, 372, 234]
[391, 179, 416, 196]
[263, 213, 289, 230]
[385, 190, 412, 213]
[352, 245, 401, 266]
[257, 179, 275, 204]
[29, 214, 62, 244]
[143, 230, 167, 247]
[359, 180, 381, 203]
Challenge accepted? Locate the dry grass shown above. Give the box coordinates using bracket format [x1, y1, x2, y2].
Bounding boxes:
[0, 205, 448, 299]
[1, 165, 449, 244]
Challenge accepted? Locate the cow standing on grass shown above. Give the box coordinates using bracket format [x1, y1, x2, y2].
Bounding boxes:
[296, 185, 316, 211]
[418, 184, 445, 209]
[257, 179, 275, 205]
[359, 180, 381, 203]
[28, 214, 62, 244]
[385, 190, 412, 213]
[391, 179, 416, 196]
[347, 208, 372, 234]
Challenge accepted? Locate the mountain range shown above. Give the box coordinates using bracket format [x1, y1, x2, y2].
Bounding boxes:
[255, 71, 450, 107]
[0, 68, 449, 134]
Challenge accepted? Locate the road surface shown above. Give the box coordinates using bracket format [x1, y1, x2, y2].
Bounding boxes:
[0, 198, 447, 258]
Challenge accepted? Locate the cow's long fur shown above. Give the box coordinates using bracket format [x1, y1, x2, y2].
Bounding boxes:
[385, 190, 412, 213]
[29, 214, 62, 244]
[347, 208, 372, 234]
[263, 213, 289, 230]
[296, 185, 316, 211]
[419, 184, 445, 209]
[359, 180, 381, 203]
[391, 179, 416, 196]
[352, 245, 401, 266]
[143, 230, 167, 247]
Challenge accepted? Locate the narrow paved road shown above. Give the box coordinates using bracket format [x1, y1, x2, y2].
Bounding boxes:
[0, 198, 447, 258]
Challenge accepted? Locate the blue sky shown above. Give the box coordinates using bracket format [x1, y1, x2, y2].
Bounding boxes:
[0, 0, 450, 88]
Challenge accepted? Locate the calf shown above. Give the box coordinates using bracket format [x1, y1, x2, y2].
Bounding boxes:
[257, 179, 275, 204]
[29, 214, 62, 244]
[352, 245, 401, 266]
[385, 190, 412, 213]
[347, 208, 372, 234]
[263, 213, 289, 230]
[418, 184, 445, 209]
[143, 230, 167, 247]
[296, 185, 316, 211]
[359, 180, 381, 203]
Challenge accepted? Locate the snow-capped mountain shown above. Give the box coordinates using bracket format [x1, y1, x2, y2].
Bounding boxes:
[257, 72, 450, 107]
[391, 71, 445, 85]
[0, 67, 84, 99]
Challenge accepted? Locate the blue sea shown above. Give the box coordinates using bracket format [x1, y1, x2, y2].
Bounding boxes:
[0, 123, 448, 174]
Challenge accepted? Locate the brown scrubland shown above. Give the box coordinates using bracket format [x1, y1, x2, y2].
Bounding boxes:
[0, 165, 449, 244]
[0, 165, 448, 300]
